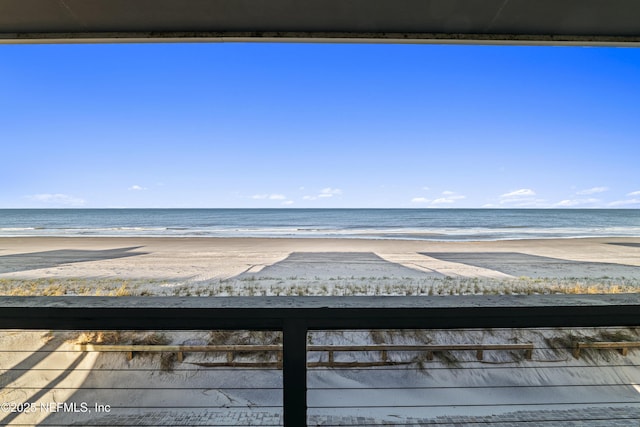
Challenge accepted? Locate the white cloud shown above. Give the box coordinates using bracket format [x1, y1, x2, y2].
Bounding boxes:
[281, 200, 294, 206]
[318, 187, 342, 198]
[412, 191, 465, 205]
[422, 186, 430, 191]
[431, 197, 456, 205]
[556, 200, 580, 207]
[608, 199, 640, 207]
[577, 186, 608, 195]
[26, 193, 85, 207]
[627, 190, 640, 196]
[304, 187, 343, 201]
[498, 189, 544, 206]
[433, 191, 466, 204]
[555, 198, 600, 207]
[251, 193, 286, 200]
[128, 185, 146, 191]
[411, 197, 430, 204]
[501, 189, 536, 198]
[509, 199, 550, 208]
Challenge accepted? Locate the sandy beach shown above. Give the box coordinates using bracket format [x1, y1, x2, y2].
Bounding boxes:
[0, 237, 640, 280]
[2, 237, 640, 425]
[0, 236, 639, 296]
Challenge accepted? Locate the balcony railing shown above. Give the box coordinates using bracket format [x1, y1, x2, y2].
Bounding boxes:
[1, 294, 639, 426]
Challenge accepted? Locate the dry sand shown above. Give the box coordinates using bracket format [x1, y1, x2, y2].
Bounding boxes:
[1, 236, 639, 282]
[1, 236, 639, 297]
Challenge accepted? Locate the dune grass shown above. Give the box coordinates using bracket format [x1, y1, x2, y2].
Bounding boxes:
[0, 276, 638, 297]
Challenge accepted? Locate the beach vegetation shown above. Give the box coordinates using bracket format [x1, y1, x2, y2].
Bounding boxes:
[133, 332, 170, 346]
[42, 284, 66, 296]
[412, 353, 433, 372]
[433, 350, 461, 368]
[160, 353, 176, 372]
[1, 275, 639, 298]
[75, 331, 124, 345]
[598, 330, 637, 342]
[113, 283, 132, 297]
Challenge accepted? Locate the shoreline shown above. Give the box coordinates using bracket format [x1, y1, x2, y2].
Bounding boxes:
[2, 232, 640, 243]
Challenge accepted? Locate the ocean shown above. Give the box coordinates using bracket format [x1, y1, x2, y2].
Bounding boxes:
[1, 209, 639, 241]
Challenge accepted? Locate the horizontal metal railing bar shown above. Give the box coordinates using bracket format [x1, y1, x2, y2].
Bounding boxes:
[23, 422, 638, 427]
[5, 363, 640, 372]
[7, 425, 283, 427]
[2, 295, 639, 330]
[7, 424, 284, 427]
[1, 368, 284, 373]
[1, 400, 633, 414]
[3, 384, 634, 391]
[312, 420, 639, 426]
[312, 417, 632, 427]
[312, 419, 639, 427]
[0, 386, 282, 390]
[307, 384, 640, 390]
[0, 405, 282, 412]
[11, 422, 633, 427]
[308, 401, 640, 409]
[313, 327, 639, 331]
[308, 361, 639, 369]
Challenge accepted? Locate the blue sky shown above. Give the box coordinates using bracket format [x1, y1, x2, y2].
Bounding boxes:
[1, 43, 639, 208]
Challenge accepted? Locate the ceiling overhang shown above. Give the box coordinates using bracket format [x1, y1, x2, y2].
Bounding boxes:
[1, 0, 640, 46]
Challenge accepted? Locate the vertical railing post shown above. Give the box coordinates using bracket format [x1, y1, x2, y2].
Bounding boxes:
[283, 318, 308, 427]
